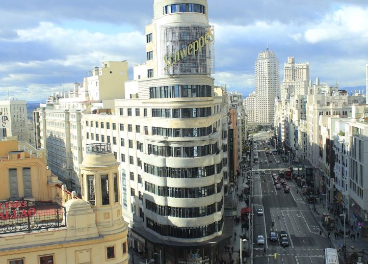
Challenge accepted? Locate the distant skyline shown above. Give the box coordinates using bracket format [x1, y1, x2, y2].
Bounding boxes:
[0, 0, 368, 101]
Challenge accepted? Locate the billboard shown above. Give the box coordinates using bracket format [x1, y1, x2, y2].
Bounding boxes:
[162, 25, 215, 75]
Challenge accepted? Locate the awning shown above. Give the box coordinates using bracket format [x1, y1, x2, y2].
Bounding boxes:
[241, 207, 252, 215]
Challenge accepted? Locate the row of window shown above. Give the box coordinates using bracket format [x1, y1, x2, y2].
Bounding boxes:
[152, 125, 213, 137]
[149, 85, 212, 99]
[145, 198, 223, 218]
[146, 217, 223, 239]
[147, 143, 220, 158]
[164, 4, 206, 15]
[144, 162, 223, 178]
[145, 182, 222, 198]
[152, 107, 212, 118]
[85, 121, 116, 130]
[7, 243, 128, 264]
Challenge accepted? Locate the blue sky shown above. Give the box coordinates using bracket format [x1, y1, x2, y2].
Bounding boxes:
[0, 0, 367, 101]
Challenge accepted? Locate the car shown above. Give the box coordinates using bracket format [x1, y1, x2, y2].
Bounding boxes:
[279, 231, 288, 239]
[284, 186, 290, 193]
[270, 232, 277, 242]
[277, 161, 281, 164]
[280, 237, 289, 247]
[275, 183, 281, 189]
[257, 208, 264, 216]
[257, 235, 265, 245]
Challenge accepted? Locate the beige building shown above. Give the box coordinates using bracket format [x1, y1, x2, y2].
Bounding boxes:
[0, 139, 128, 264]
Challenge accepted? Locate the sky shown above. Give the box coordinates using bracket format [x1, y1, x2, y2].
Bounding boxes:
[1, 0, 368, 101]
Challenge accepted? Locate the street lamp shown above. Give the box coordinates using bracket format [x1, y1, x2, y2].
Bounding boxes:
[240, 238, 247, 264]
[340, 213, 346, 259]
[153, 251, 162, 264]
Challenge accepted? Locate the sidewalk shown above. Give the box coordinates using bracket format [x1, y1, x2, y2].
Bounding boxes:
[296, 182, 368, 263]
[219, 171, 252, 264]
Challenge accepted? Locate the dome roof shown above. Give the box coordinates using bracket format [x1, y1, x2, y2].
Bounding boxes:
[65, 199, 92, 214]
[80, 152, 119, 168]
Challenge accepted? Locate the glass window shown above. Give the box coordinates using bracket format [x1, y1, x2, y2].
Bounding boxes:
[122, 242, 127, 254]
[146, 33, 152, 43]
[128, 124, 132, 132]
[87, 175, 95, 205]
[148, 69, 154, 78]
[107, 122, 110, 129]
[128, 108, 132, 116]
[147, 51, 153, 60]
[101, 122, 104, 128]
[112, 123, 116, 130]
[114, 173, 119, 203]
[9, 259, 24, 264]
[39, 255, 54, 264]
[107, 246, 115, 259]
[101, 175, 110, 205]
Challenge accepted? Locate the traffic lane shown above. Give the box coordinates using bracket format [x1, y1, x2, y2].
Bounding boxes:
[253, 172, 267, 250]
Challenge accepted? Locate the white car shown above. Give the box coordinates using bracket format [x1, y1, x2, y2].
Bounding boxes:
[257, 235, 265, 245]
[257, 208, 264, 216]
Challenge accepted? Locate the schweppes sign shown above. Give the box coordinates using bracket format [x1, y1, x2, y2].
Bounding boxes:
[164, 28, 214, 70]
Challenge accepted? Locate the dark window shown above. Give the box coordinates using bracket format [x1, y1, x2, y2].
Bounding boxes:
[128, 124, 132, 132]
[113, 137, 117, 145]
[122, 242, 127, 254]
[87, 175, 95, 205]
[129, 156, 134, 165]
[101, 175, 110, 205]
[40, 255, 54, 264]
[144, 108, 147, 117]
[114, 173, 119, 203]
[120, 124, 124, 131]
[9, 259, 24, 264]
[146, 33, 152, 43]
[101, 122, 104, 128]
[112, 123, 116, 130]
[107, 122, 110, 129]
[148, 69, 154, 78]
[128, 108, 132, 116]
[147, 51, 153, 60]
[107, 246, 115, 259]
[23, 167, 32, 198]
[136, 125, 140, 133]
[119, 108, 124, 115]
[135, 108, 140, 116]
[120, 138, 125, 146]
[121, 154, 125, 162]
[129, 140, 133, 148]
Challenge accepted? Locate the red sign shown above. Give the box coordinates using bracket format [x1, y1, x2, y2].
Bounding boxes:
[0, 201, 37, 220]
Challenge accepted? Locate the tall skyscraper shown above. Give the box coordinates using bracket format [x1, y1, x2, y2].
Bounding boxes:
[255, 48, 279, 124]
[280, 57, 309, 100]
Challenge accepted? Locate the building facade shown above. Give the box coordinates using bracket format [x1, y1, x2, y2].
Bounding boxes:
[255, 48, 279, 125]
[0, 100, 28, 142]
[0, 139, 128, 264]
[244, 92, 256, 124]
[34, 1, 230, 263]
[280, 57, 309, 101]
[33, 61, 129, 190]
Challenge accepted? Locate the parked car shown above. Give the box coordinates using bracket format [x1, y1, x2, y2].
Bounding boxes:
[280, 237, 289, 247]
[284, 186, 290, 193]
[270, 232, 277, 242]
[275, 183, 281, 189]
[257, 235, 265, 245]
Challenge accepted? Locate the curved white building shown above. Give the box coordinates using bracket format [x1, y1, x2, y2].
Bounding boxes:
[126, 0, 227, 262]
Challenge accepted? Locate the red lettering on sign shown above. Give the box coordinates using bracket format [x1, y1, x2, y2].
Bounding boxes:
[20, 209, 28, 218]
[28, 208, 36, 217]
[0, 212, 5, 220]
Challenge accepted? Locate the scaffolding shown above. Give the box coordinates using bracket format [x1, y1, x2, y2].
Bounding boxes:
[161, 25, 215, 76]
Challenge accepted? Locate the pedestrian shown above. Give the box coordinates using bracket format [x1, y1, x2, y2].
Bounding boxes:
[234, 232, 237, 237]
[263, 247, 266, 255]
[328, 232, 330, 238]
[319, 229, 322, 236]
[231, 247, 233, 253]
[357, 232, 360, 240]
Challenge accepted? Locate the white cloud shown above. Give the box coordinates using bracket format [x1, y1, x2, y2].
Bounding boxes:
[304, 6, 368, 44]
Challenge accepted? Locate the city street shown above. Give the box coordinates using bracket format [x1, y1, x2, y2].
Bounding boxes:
[252, 137, 330, 264]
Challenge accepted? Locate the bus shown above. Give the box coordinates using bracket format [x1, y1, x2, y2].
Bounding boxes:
[325, 248, 339, 264]
[285, 169, 292, 179]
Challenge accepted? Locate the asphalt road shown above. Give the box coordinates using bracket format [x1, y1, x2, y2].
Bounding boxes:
[251, 137, 331, 264]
